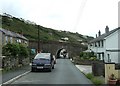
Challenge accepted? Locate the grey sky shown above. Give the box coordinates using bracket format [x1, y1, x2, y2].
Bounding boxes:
[0, 0, 119, 37]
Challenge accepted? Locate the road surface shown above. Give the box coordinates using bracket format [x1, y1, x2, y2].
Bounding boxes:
[10, 59, 93, 84]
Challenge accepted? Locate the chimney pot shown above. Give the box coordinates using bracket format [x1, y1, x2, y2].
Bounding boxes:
[105, 26, 109, 33]
[98, 30, 101, 36]
[96, 34, 97, 38]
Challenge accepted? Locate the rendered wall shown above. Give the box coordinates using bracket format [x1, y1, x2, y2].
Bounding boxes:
[105, 63, 120, 84]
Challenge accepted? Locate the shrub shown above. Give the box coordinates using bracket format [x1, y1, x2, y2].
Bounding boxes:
[91, 78, 103, 85]
[2, 43, 19, 57]
[79, 52, 97, 60]
[19, 44, 29, 58]
[85, 73, 103, 85]
[2, 43, 29, 58]
[86, 73, 94, 79]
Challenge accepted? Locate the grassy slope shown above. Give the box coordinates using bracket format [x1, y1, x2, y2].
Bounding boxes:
[1, 14, 94, 43]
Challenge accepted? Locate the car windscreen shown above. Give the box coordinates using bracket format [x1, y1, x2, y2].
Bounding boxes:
[34, 53, 50, 60]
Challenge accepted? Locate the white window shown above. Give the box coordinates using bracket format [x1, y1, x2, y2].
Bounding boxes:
[108, 54, 111, 62]
[101, 40, 104, 47]
[98, 41, 100, 47]
[10, 37, 13, 43]
[19, 39, 21, 43]
[5, 36, 8, 43]
[95, 42, 97, 47]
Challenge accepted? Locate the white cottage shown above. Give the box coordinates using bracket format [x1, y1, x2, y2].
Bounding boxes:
[88, 26, 120, 63]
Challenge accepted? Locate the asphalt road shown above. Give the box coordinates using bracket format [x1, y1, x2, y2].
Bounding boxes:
[10, 59, 93, 84]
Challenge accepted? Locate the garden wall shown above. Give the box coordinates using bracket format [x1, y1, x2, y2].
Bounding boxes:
[105, 63, 120, 84]
[2, 56, 29, 70]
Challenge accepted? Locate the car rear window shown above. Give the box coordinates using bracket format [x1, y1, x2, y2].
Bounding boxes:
[34, 53, 51, 60]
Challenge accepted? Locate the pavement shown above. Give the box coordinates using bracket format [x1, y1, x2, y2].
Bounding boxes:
[0, 59, 93, 85]
[0, 65, 31, 85]
[76, 65, 92, 74]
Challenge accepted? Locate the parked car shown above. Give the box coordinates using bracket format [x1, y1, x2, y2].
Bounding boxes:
[31, 53, 54, 72]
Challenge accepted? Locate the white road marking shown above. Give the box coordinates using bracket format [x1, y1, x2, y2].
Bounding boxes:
[1, 71, 30, 85]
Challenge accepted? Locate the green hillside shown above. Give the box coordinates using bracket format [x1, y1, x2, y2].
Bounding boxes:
[0, 13, 94, 44]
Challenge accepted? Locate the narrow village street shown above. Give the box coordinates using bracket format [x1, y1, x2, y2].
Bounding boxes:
[2, 59, 93, 85]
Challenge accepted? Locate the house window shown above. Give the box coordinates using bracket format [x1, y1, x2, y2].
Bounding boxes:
[17, 39, 19, 43]
[5, 36, 8, 43]
[102, 52, 104, 62]
[19, 39, 21, 43]
[95, 42, 97, 47]
[108, 54, 111, 62]
[10, 37, 13, 43]
[98, 41, 100, 47]
[98, 53, 101, 60]
[101, 40, 104, 47]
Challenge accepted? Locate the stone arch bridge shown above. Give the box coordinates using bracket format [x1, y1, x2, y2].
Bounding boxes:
[29, 40, 86, 58]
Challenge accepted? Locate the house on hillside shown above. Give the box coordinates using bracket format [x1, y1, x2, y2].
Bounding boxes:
[0, 28, 29, 68]
[88, 26, 120, 63]
[0, 28, 28, 51]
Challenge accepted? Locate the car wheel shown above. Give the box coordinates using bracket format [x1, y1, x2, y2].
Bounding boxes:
[31, 68, 35, 72]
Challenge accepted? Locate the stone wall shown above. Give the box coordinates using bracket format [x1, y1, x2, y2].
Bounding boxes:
[2, 56, 30, 70]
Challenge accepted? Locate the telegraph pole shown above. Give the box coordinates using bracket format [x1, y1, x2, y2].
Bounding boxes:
[38, 25, 40, 53]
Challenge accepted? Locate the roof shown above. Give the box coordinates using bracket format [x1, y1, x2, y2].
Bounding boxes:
[0, 28, 28, 40]
[90, 27, 120, 43]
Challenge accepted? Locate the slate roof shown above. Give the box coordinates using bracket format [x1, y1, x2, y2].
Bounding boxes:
[0, 28, 28, 40]
[90, 27, 120, 43]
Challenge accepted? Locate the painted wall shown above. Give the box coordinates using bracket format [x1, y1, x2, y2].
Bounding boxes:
[105, 31, 119, 63]
[105, 63, 120, 84]
[105, 31, 118, 50]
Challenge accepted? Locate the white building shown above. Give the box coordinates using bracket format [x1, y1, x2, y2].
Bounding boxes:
[88, 26, 120, 63]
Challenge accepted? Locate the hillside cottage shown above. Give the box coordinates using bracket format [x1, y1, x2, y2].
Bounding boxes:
[0, 28, 28, 56]
[88, 26, 120, 63]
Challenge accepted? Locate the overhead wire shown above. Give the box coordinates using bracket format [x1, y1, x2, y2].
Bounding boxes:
[73, 0, 88, 32]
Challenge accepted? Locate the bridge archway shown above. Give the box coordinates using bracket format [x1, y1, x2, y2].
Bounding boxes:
[56, 48, 68, 59]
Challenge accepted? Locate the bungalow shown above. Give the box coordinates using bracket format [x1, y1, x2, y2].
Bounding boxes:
[0, 28, 28, 56]
[88, 26, 120, 63]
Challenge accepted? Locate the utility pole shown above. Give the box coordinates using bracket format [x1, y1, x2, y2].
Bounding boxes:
[38, 25, 40, 53]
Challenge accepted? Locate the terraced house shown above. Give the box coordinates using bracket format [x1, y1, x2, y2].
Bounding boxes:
[0, 28, 28, 56]
[88, 26, 120, 63]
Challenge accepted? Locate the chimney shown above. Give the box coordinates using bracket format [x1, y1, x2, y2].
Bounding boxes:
[105, 26, 109, 33]
[98, 30, 101, 36]
[96, 34, 97, 38]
